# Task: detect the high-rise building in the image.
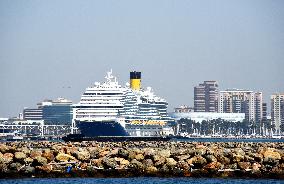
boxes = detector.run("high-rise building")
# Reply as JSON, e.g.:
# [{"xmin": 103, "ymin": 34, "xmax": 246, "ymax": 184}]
[
  {"xmin": 262, "ymin": 102, "xmax": 267, "ymax": 121},
  {"xmin": 194, "ymin": 81, "xmax": 218, "ymax": 112},
  {"xmin": 39, "ymin": 98, "xmax": 73, "ymax": 124},
  {"xmin": 218, "ymin": 89, "xmax": 263, "ymax": 122},
  {"xmin": 271, "ymin": 93, "xmax": 284, "ymax": 134},
  {"xmin": 23, "ymin": 98, "xmax": 73, "ymax": 124}
]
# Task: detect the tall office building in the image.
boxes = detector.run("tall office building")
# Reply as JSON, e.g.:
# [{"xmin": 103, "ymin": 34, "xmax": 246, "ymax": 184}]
[
  {"xmin": 271, "ymin": 93, "xmax": 284, "ymax": 134},
  {"xmin": 218, "ymin": 89, "xmax": 263, "ymax": 122},
  {"xmin": 262, "ymin": 102, "xmax": 267, "ymax": 121},
  {"xmin": 39, "ymin": 98, "xmax": 73, "ymax": 124},
  {"xmin": 194, "ymin": 81, "xmax": 218, "ymax": 112},
  {"xmin": 23, "ymin": 98, "xmax": 73, "ymax": 124}
]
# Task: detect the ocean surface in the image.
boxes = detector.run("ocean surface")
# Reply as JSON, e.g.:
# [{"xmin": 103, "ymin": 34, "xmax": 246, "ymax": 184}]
[{"xmin": 0, "ymin": 177, "xmax": 283, "ymax": 184}]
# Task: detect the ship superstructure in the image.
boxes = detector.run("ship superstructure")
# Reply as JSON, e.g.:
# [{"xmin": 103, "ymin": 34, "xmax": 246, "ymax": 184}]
[{"xmin": 72, "ymin": 70, "xmax": 174, "ymax": 137}]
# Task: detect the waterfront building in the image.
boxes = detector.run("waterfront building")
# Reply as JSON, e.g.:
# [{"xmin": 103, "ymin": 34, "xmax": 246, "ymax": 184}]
[
  {"xmin": 23, "ymin": 98, "xmax": 73, "ymax": 124},
  {"xmin": 39, "ymin": 98, "xmax": 73, "ymax": 125},
  {"xmin": 174, "ymin": 105, "xmax": 194, "ymax": 113},
  {"xmin": 23, "ymin": 108, "xmax": 43, "ymax": 120},
  {"xmin": 170, "ymin": 112, "xmax": 245, "ymax": 123},
  {"xmin": 271, "ymin": 93, "xmax": 284, "ymax": 134},
  {"xmin": 194, "ymin": 81, "xmax": 218, "ymax": 112},
  {"xmin": 218, "ymin": 89, "xmax": 263, "ymax": 122}
]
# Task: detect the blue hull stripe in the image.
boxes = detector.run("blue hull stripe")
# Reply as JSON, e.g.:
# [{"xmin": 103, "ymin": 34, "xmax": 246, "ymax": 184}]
[{"xmin": 76, "ymin": 121, "xmax": 129, "ymax": 137}]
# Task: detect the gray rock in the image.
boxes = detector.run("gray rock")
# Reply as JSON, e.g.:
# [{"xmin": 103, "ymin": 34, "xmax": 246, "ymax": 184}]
[
  {"xmin": 89, "ymin": 148, "xmax": 100, "ymax": 159},
  {"xmin": 73, "ymin": 150, "xmax": 90, "ymax": 161},
  {"xmin": 0, "ymin": 163, "xmax": 8, "ymax": 173},
  {"xmin": 102, "ymin": 157, "xmax": 117, "ymax": 169},
  {"xmin": 143, "ymin": 159, "xmax": 154, "ymax": 168},
  {"xmin": 205, "ymin": 155, "xmax": 217, "ymax": 163},
  {"xmin": 130, "ymin": 159, "xmax": 144, "ymax": 170},
  {"xmin": 9, "ymin": 162, "xmax": 22, "ymax": 171},
  {"xmin": 118, "ymin": 148, "xmax": 129, "ymax": 158},
  {"xmin": 154, "ymin": 155, "xmax": 166, "ymax": 167},
  {"xmin": 22, "ymin": 166, "xmax": 35, "ymax": 174},
  {"xmin": 143, "ymin": 148, "xmax": 155, "ymax": 158},
  {"xmin": 234, "ymin": 148, "xmax": 245, "ymax": 156}
]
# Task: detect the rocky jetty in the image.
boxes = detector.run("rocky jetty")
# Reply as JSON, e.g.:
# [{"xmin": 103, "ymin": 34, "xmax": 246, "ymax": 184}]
[{"xmin": 0, "ymin": 141, "xmax": 283, "ymax": 179}]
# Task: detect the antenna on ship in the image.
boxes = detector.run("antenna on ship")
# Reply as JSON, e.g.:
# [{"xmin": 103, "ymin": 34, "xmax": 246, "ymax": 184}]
[{"xmin": 105, "ymin": 69, "xmax": 114, "ymax": 84}]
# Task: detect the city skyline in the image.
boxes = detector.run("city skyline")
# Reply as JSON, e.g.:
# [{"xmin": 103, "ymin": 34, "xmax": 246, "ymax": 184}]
[{"xmin": 1, "ymin": 0, "xmax": 284, "ymax": 117}]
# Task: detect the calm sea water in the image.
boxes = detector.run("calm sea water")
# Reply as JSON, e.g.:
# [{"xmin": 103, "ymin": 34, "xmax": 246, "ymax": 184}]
[{"xmin": 0, "ymin": 177, "xmax": 283, "ymax": 184}]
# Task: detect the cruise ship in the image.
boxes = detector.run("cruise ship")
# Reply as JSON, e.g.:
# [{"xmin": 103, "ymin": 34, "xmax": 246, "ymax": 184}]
[{"xmin": 72, "ymin": 70, "xmax": 174, "ymax": 137}]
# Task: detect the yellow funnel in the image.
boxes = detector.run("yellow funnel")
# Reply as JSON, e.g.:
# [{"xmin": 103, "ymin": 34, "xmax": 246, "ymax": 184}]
[{"xmin": 130, "ymin": 71, "xmax": 141, "ymax": 90}]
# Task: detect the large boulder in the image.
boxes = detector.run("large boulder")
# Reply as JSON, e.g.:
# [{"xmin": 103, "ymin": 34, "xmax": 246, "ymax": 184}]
[
  {"xmin": 130, "ymin": 159, "xmax": 144, "ymax": 170},
  {"xmin": 143, "ymin": 148, "xmax": 155, "ymax": 159},
  {"xmin": 166, "ymin": 158, "xmax": 177, "ymax": 167},
  {"xmin": 55, "ymin": 153, "xmax": 76, "ymax": 162},
  {"xmin": 3, "ymin": 153, "xmax": 14, "ymax": 164},
  {"xmin": 263, "ymin": 149, "xmax": 281, "ymax": 161},
  {"xmin": 0, "ymin": 144, "xmax": 9, "ymax": 154},
  {"xmin": 9, "ymin": 162, "xmax": 22, "ymax": 171},
  {"xmin": 30, "ymin": 150, "xmax": 42, "ymax": 159},
  {"xmin": 238, "ymin": 162, "xmax": 251, "ymax": 170},
  {"xmin": 187, "ymin": 156, "xmax": 207, "ymax": 168},
  {"xmin": 145, "ymin": 166, "xmax": 158, "ymax": 175},
  {"xmin": 177, "ymin": 160, "xmax": 190, "ymax": 170},
  {"xmin": 33, "ymin": 156, "xmax": 47, "ymax": 166},
  {"xmin": 21, "ymin": 166, "xmax": 35, "ymax": 175},
  {"xmin": 195, "ymin": 145, "xmax": 207, "ymax": 156},
  {"xmin": 143, "ymin": 159, "xmax": 154, "ymax": 168},
  {"xmin": 73, "ymin": 150, "xmax": 90, "ymax": 161},
  {"xmin": 175, "ymin": 155, "xmax": 191, "ymax": 161},
  {"xmin": 102, "ymin": 157, "xmax": 117, "ymax": 169},
  {"xmin": 135, "ymin": 153, "xmax": 144, "ymax": 161},
  {"xmin": 42, "ymin": 149, "xmax": 54, "ymax": 162},
  {"xmin": 205, "ymin": 155, "xmax": 217, "ymax": 163},
  {"xmin": 204, "ymin": 161, "xmax": 223, "ymax": 171},
  {"xmin": 153, "ymin": 155, "xmax": 166, "ymax": 167},
  {"xmin": 14, "ymin": 152, "xmax": 27, "ymax": 162},
  {"xmin": 158, "ymin": 150, "xmax": 171, "ymax": 158},
  {"xmin": 36, "ymin": 164, "xmax": 53, "ymax": 173},
  {"xmin": 118, "ymin": 148, "xmax": 129, "ymax": 158},
  {"xmin": 24, "ymin": 157, "xmax": 34, "ymax": 164}
]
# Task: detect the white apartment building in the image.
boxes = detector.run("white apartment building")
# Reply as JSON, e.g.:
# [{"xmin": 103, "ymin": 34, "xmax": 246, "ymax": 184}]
[
  {"xmin": 218, "ymin": 89, "xmax": 263, "ymax": 122},
  {"xmin": 271, "ymin": 93, "xmax": 284, "ymax": 134}
]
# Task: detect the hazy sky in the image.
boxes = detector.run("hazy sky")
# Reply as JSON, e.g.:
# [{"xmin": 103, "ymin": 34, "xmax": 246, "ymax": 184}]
[{"xmin": 1, "ymin": 0, "xmax": 283, "ymax": 117}]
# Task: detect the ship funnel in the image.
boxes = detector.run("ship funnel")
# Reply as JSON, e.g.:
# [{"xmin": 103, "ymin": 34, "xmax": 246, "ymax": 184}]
[{"xmin": 130, "ymin": 71, "xmax": 141, "ymax": 91}]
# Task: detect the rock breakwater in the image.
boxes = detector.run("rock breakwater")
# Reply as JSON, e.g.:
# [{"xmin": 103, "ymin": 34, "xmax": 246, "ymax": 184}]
[{"xmin": 0, "ymin": 141, "xmax": 283, "ymax": 179}]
